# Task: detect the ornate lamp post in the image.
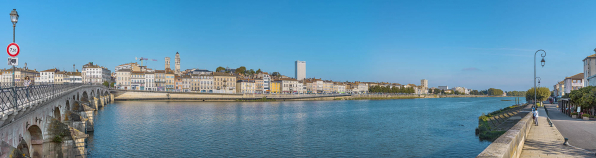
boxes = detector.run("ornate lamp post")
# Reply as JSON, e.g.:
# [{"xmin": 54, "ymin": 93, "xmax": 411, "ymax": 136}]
[
  {"xmin": 9, "ymin": 9, "xmax": 18, "ymax": 87},
  {"xmin": 535, "ymin": 50, "xmax": 546, "ymax": 107}
]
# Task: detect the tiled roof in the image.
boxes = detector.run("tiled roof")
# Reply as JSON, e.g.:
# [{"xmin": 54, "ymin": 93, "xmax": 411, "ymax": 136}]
[
  {"xmin": 42, "ymin": 68, "xmax": 59, "ymax": 72},
  {"xmin": 566, "ymin": 73, "xmax": 584, "ymax": 80}
]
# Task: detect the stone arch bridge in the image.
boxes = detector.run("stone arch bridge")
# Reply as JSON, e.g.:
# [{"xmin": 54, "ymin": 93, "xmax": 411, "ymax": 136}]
[{"xmin": 0, "ymin": 84, "xmax": 112, "ymax": 158}]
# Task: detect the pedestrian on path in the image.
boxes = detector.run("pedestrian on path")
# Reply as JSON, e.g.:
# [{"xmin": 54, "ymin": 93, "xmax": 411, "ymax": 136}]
[
  {"xmin": 23, "ymin": 76, "xmax": 31, "ymax": 101},
  {"xmin": 533, "ymin": 109, "xmax": 539, "ymax": 126}
]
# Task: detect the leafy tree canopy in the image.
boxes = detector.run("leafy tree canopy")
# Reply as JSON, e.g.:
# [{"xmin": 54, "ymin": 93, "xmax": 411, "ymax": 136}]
[
  {"xmin": 216, "ymin": 66, "xmax": 225, "ymax": 72},
  {"xmin": 526, "ymin": 87, "xmax": 550, "ymax": 102}
]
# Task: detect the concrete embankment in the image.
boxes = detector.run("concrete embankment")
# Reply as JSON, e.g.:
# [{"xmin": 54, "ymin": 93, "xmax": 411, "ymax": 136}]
[
  {"xmin": 477, "ymin": 111, "xmax": 533, "ymax": 158},
  {"xmin": 112, "ymin": 90, "xmax": 512, "ymax": 102},
  {"xmin": 112, "ymin": 91, "xmax": 349, "ymax": 101}
]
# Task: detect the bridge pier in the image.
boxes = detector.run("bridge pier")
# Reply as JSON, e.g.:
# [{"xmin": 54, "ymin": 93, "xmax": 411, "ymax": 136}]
[
  {"xmin": 110, "ymin": 94, "xmax": 114, "ymax": 103},
  {"xmin": 84, "ymin": 110, "xmax": 94, "ymax": 133},
  {"xmin": 93, "ymin": 97, "xmax": 100, "ymax": 109},
  {"xmin": 100, "ymin": 96, "xmax": 105, "ymax": 107}
]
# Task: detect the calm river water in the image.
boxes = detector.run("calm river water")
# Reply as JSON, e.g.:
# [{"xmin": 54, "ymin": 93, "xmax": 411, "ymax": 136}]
[{"xmin": 86, "ymin": 97, "xmax": 525, "ymax": 157}]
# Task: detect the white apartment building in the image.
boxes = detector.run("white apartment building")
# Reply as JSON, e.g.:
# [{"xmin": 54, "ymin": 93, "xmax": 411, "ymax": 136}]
[
  {"xmin": 333, "ymin": 84, "xmax": 346, "ymax": 93},
  {"xmin": 357, "ymin": 83, "xmax": 368, "ymax": 94},
  {"xmin": 131, "ymin": 71, "xmax": 145, "ymax": 90},
  {"xmin": 198, "ymin": 75, "xmax": 214, "ymax": 93},
  {"xmin": 583, "ymin": 54, "xmax": 596, "ymax": 87},
  {"xmin": 261, "ymin": 73, "xmax": 271, "ymax": 91},
  {"xmin": 295, "ymin": 60, "xmax": 306, "ymax": 81},
  {"xmin": 145, "ymin": 72, "xmax": 155, "ymax": 91},
  {"xmin": 564, "ymin": 73, "xmax": 584, "ymax": 94},
  {"xmin": 82, "ymin": 62, "xmax": 111, "ymax": 84},
  {"xmin": 39, "ymin": 68, "xmax": 59, "ymax": 83}
]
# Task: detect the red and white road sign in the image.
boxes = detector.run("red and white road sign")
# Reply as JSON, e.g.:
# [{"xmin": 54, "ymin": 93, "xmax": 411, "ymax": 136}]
[{"xmin": 6, "ymin": 43, "xmax": 19, "ymax": 57}]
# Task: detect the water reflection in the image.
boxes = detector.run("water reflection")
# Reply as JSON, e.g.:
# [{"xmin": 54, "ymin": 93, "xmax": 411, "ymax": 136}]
[{"xmin": 88, "ymin": 97, "xmax": 524, "ymax": 157}]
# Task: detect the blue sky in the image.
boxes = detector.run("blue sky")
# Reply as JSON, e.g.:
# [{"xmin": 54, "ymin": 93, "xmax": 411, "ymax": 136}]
[{"xmin": 2, "ymin": 1, "xmax": 596, "ymax": 91}]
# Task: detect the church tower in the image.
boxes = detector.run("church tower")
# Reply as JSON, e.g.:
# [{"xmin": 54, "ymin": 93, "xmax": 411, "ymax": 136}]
[{"xmin": 165, "ymin": 57, "xmax": 170, "ymax": 70}]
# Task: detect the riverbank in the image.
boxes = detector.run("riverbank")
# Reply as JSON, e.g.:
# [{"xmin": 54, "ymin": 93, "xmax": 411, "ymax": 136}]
[{"xmin": 112, "ymin": 90, "xmax": 513, "ymax": 102}]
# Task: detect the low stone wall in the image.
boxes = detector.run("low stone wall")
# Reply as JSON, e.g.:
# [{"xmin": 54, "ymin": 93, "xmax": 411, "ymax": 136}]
[
  {"xmin": 113, "ymin": 91, "xmax": 351, "ymax": 101},
  {"xmin": 477, "ymin": 112, "xmax": 533, "ymax": 158}
]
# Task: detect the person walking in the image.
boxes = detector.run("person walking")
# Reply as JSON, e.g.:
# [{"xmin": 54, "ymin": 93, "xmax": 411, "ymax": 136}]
[{"xmin": 23, "ymin": 76, "xmax": 31, "ymax": 102}]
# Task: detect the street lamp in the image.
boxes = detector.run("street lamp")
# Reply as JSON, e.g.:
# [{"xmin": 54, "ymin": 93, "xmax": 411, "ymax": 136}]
[
  {"xmin": 535, "ymin": 50, "xmax": 546, "ymax": 108},
  {"xmin": 10, "ymin": 9, "xmax": 18, "ymax": 43},
  {"xmin": 9, "ymin": 9, "xmax": 19, "ymax": 87}
]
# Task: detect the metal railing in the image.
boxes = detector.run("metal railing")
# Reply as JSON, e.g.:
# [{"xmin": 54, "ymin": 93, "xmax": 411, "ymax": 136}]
[{"xmin": 0, "ymin": 83, "xmax": 102, "ymax": 114}]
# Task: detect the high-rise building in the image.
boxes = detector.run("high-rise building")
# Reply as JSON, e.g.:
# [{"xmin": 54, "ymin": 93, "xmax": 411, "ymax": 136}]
[
  {"xmin": 165, "ymin": 57, "xmax": 171, "ymax": 70},
  {"xmin": 175, "ymin": 52, "xmax": 181, "ymax": 75},
  {"xmin": 295, "ymin": 60, "xmax": 306, "ymax": 81},
  {"xmin": 421, "ymin": 79, "xmax": 428, "ymax": 88}
]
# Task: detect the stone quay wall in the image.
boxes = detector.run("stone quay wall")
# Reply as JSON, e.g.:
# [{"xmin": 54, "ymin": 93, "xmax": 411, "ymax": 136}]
[{"xmin": 476, "ymin": 112, "xmax": 533, "ymax": 158}]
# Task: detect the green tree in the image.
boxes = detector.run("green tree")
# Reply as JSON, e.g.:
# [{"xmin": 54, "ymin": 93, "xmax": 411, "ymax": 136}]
[
  {"xmin": 526, "ymin": 87, "xmax": 550, "ymax": 102},
  {"xmin": 216, "ymin": 66, "xmax": 225, "ymax": 72},
  {"xmin": 235, "ymin": 66, "xmax": 247, "ymax": 74},
  {"xmin": 487, "ymin": 88, "xmax": 504, "ymax": 96},
  {"xmin": 569, "ymin": 86, "xmax": 596, "ymax": 111},
  {"xmin": 102, "ymin": 81, "xmax": 109, "ymax": 87},
  {"xmin": 248, "ymin": 69, "xmax": 255, "ymax": 76},
  {"xmin": 110, "ymin": 82, "xmax": 115, "ymax": 88},
  {"xmin": 271, "ymin": 72, "xmax": 281, "ymax": 76},
  {"xmin": 256, "ymin": 69, "xmax": 262, "ymax": 74},
  {"xmin": 471, "ymin": 90, "xmax": 479, "ymax": 95}
]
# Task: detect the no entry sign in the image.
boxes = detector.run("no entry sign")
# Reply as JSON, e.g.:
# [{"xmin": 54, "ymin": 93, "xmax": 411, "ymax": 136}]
[{"xmin": 7, "ymin": 43, "xmax": 19, "ymax": 57}]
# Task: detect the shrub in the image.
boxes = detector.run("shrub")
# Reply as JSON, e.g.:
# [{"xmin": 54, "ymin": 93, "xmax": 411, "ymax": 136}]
[
  {"xmin": 582, "ymin": 114, "xmax": 590, "ymax": 117},
  {"xmin": 571, "ymin": 112, "xmax": 578, "ymax": 115},
  {"xmin": 479, "ymin": 114, "xmax": 489, "ymax": 122}
]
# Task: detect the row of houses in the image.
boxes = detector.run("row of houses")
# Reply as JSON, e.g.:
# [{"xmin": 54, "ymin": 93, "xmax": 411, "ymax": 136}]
[
  {"xmin": 114, "ymin": 62, "xmax": 370, "ymax": 94},
  {"xmin": 552, "ymin": 53, "xmax": 596, "ymax": 96},
  {"xmin": 0, "ymin": 62, "xmax": 110, "ymax": 87}
]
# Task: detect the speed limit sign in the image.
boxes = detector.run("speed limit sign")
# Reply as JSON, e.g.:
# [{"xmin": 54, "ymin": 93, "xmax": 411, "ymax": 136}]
[{"xmin": 7, "ymin": 43, "xmax": 19, "ymax": 57}]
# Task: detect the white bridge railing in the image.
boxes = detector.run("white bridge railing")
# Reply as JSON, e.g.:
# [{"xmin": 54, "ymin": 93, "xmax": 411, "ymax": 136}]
[{"xmin": 0, "ymin": 83, "xmax": 104, "ymax": 116}]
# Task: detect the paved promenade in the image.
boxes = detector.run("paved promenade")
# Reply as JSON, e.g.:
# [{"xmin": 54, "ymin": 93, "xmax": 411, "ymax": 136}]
[
  {"xmin": 520, "ymin": 105, "xmax": 594, "ymax": 158},
  {"xmin": 545, "ymin": 103, "xmax": 596, "ymax": 152}
]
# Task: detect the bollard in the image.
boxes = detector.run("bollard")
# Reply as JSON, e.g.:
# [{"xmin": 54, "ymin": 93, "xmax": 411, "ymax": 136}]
[{"xmin": 564, "ymin": 138, "xmax": 569, "ymax": 145}]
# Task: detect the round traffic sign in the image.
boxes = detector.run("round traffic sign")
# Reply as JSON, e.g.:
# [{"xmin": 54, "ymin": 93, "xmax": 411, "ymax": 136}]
[{"xmin": 7, "ymin": 43, "xmax": 19, "ymax": 57}]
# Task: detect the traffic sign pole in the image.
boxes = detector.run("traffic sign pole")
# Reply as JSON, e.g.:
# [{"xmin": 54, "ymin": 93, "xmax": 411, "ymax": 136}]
[{"xmin": 7, "ymin": 43, "xmax": 19, "ymax": 87}]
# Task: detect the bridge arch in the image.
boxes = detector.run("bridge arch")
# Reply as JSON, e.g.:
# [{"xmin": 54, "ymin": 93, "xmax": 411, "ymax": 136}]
[
  {"xmin": 65, "ymin": 100, "xmax": 70, "ymax": 111},
  {"xmin": 81, "ymin": 91, "xmax": 89, "ymax": 102},
  {"xmin": 77, "ymin": 92, "xmax": 79, "ymax": 101},
  {"xmin": 90, "ymin": 90, "xmax": 95, "ymax": 100},
  {"xmin": 16, "ymin": 137, "xmax": 29, "ymax": 157},
  {"xmin": 27, "ymin": 125, "xmax": 43, "ymax": 158},
  {"xmin": 53, "ymin": 107, "xmax": 61, "ymax": 121}
]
